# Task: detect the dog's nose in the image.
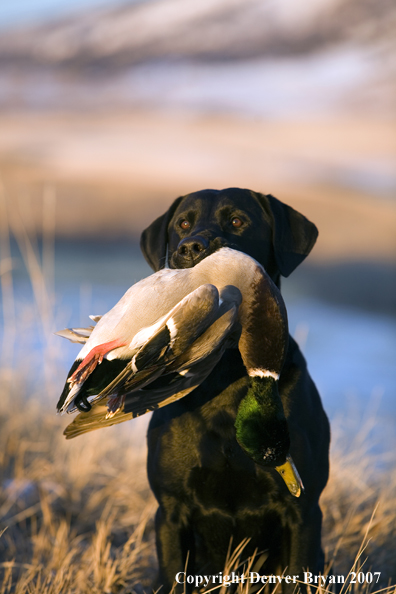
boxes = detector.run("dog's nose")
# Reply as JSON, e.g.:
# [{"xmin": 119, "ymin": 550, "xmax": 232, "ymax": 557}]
[{"xmin": 177, "ymin": 236, "xmax": 209, "ymax": 264}]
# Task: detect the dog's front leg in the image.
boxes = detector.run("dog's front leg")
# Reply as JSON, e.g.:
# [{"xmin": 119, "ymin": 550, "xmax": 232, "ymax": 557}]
[
  {"xmin": 155, "ymin": 505, "xmax": 196, "ymax": 592},
  {"xmin": 281, "ymin": 504, "xmax": 324, "ymax": 593}
]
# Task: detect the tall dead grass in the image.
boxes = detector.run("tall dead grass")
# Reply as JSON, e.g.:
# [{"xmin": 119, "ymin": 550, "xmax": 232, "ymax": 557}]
[
  {"xmin": 0, "ymin": 186, "xmax": 395, "ymax": 593},
  {"xmin": 0, "ymin": 374, "xmax": 156, "ymax": 594}
]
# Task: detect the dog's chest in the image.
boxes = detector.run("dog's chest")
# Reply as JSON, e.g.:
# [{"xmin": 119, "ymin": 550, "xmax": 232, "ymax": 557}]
[{"xmin": 148, "ymin": 372, "xmax": 282, "ymax": 515}]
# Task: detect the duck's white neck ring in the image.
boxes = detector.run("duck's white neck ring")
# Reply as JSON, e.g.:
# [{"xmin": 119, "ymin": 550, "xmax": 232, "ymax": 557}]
[{"xmin": 248, "ymin": 369, "xmax": 279, "ymax": 381}]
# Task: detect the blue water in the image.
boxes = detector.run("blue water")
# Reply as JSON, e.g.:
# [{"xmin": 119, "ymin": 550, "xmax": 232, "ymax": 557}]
[
  {"xmin": 287, "ymin": 299, "xmax": 395, "ymax": 417},
  {"xmin": 1, "ymin": 239, "xmax": 395, "ymax": 453}
]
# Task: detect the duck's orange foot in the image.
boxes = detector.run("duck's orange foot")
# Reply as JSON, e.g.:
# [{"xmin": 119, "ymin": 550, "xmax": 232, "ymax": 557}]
[{"xmin": 68, "ymin": 339, "xmax": 127, "ymax": 385}]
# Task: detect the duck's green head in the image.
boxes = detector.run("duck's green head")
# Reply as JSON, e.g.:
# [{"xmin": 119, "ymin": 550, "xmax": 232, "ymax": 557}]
[
  {"xmin": 235, "ymin": 375, "xmax": 290, "ymax": 468},
  {"xmin": 235, "ymin": 375, "xmax": 304, "ymax": 497}
]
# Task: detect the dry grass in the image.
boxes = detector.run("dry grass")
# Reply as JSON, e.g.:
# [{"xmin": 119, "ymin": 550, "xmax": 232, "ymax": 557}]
[
  {"xmin": 322, "ymin": 413, "xmax": 396, "ymax": 581},
  {"xmin": 0, "ymin": 184, "xmax": 395, "ymax": 594},
  {"xmin": 0, "ymin": 371, "xmax": 156, "ymax": 594},
  {"xmin": 1, "ymin": 372, "xmax": 395, "ymax": 594}
]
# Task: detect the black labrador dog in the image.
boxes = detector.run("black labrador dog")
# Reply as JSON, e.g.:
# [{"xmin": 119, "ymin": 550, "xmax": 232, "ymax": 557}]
[{"xmin": 140, "ymin": 188, "xmax": 330, "ymax": 590}]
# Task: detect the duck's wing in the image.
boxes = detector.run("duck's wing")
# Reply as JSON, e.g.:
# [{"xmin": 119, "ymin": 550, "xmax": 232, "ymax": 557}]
[
  {"xmin": 96, "ymin": 285, "xmax": 242, "ymax": 406},
  {"xmin": 62, "ymin": 288, "xmax": 241, "ymax": 438},
  {"xmin": 123, "ymin": 300, "xmax": 241, "ymax": 414},
  {"xmin": 82, "ymin": 284, "xmax": 221, "ymax": 404}
]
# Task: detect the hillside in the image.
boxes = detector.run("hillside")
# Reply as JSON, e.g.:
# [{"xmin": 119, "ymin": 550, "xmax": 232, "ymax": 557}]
[
  {"xmin": 0, "ymin": 0, "xmax": 394, "ymax": 114},
  {"xmin": 0, "ymin": 0, "xmax": 394, "ymax": 67}
]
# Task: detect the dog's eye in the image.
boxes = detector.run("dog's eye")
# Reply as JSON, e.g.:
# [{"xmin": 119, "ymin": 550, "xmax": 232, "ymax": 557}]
[
  {"xmin": 231, "ymin": 217, "xmax": 243, "ymax": 228},
  {"xmin": 180, "ymin": 220, "xmax": 191, "ymax": 230}
]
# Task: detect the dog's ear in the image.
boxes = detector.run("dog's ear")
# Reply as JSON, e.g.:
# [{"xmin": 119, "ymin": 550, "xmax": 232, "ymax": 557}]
[
  {"xmin": 255, "ymin": 192, "xmax": 318, "ymax": 277},
  {"xmin": 140, "ymin": 197, "xmax": 184, "ymax": 271}
]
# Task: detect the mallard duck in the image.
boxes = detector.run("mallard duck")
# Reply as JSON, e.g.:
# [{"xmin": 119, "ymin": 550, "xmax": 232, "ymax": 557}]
[{"xmin": 56, "ymin": 247, "xmax": 303, "ymax": 497}]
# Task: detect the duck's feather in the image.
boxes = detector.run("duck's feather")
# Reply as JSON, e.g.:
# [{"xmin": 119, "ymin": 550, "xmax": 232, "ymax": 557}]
[
  {"xmin": 55, "ymin": 326, "xmax": 95, "ymax": 344},
  {"xmin": 89, "ymin": 315, "xmax": 102, "ymax": 323}
]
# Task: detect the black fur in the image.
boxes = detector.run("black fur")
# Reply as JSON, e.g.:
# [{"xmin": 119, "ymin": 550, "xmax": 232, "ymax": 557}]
[{"xmin": 140, "ymin": 188, "xmax": 330, "ymax": 591}]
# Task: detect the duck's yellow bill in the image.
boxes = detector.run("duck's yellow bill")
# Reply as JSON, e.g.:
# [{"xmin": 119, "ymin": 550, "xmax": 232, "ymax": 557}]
[{"xmin": 275, "ymin": 454, "xmax": 304, "ymax": 497}]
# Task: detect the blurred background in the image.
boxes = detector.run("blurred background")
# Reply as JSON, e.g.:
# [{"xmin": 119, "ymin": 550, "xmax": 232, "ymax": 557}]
[
  {"xmin": 0, "ymin": 0, "xmax": 395, "ymax": 450},
  {"xmin": 0, "ymin": 1, "xmax": 396, "ymax": 588}
]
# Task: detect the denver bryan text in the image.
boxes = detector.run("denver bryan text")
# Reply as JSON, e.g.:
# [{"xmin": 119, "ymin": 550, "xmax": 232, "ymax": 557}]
[{"xmin": 176, "ymin": 571, "xmax": 381, "ymax": 589}]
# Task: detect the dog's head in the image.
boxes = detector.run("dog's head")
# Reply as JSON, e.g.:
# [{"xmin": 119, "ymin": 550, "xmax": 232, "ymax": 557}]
[{"xmin": 140, "ymin": 188, "xmax": 318, "ymax": 285}]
